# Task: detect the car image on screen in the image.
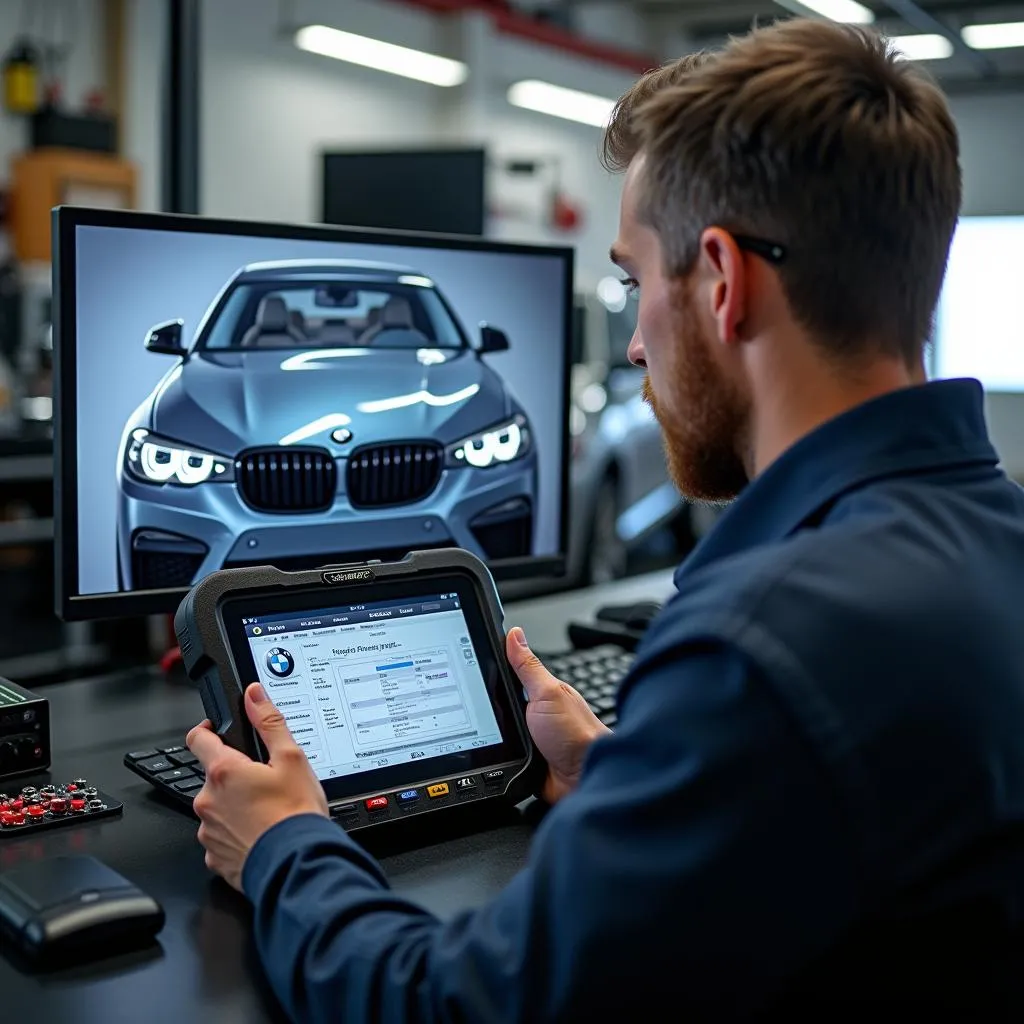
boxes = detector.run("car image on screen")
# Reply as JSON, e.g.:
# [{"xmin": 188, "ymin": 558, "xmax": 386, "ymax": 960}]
[{"xmin": 114, "ymin": 259, "xmax": 536, "ymax": 591}]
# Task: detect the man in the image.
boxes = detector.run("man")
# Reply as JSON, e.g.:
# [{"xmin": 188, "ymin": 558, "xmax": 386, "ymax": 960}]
[{"xmin": 187, "ymin": 18, "xmax": 1024, "ymax": 1021}]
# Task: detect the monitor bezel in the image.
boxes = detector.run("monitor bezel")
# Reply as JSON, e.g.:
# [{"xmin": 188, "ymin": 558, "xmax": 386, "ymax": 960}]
[{"xmin": 53, "ymin": 205, "xmax": 574, "ymax": 621}]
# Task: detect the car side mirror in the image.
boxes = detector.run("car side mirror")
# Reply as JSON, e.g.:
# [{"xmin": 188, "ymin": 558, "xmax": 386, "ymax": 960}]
[
  {"xmin": 145, "ymin": 319, "xmax": 186, "ymax": 355},
  {"xmin": 479, "ymin": 324, "xmax": 510, "ymax": 354}
]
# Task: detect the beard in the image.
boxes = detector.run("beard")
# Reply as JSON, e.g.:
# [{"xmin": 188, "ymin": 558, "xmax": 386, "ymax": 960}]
[{"xmin": 641, "ymin": 282, "xmax": 749, "ymax": 503}]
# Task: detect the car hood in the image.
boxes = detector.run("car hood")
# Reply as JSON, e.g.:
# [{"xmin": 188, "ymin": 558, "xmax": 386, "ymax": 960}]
[{"xmin": 149, "ymin": 348, "xmax": 513, "ymax": 455}]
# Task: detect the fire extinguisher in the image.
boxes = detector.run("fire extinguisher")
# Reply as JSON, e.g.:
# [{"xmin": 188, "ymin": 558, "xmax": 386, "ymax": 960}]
[
  {"xmin": 550, "ymin": 190, "xmax": 583, "ymax": 232},
  {"xmin": 2, "ymin": 37, "xmax": 40, "ymax": 115}
]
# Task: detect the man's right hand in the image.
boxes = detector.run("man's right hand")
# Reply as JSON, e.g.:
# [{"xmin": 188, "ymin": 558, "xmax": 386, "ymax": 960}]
[{"xmin": 506, "ymin": 627, "xmax": 612, "ymax": 805}]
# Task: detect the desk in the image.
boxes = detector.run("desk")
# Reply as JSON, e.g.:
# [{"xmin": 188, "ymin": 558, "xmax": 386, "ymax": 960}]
[{"xmin": 1, "ymin": 570, "xmax": 676, "ymax": 1022}]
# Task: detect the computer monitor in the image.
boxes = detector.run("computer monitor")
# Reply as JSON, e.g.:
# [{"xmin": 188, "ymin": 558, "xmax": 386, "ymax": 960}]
[
  {"xmin": 53, "ymin": 207, "xmax": 573, "ymax": 621},
  {"xmin": 322, "ymin": 148, "xmax": 486, "ymax": 236}
]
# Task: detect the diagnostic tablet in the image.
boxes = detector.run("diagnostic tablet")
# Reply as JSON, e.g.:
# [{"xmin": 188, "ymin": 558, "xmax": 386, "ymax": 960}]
[{"xmin": 174, "ymin": 550, "xmax": 538, "ymax": 832}]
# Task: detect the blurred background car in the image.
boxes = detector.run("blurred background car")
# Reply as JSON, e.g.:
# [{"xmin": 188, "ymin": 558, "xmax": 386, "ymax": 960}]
[{"xmin": 565, "ymin": 278, "xmax": 723, "ymax": 586}]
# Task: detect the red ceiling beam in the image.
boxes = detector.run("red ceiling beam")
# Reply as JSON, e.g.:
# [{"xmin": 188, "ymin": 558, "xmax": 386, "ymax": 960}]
[{"xmin": 391, "ymin": 0, "xmax": 659, "ymax": 76}]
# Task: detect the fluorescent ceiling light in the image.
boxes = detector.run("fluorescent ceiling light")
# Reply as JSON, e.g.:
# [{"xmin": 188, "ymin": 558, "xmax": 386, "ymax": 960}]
[
  {"xmin": 294, "ymin": 24, "xmax": 467, "ymax": 87},
  {"xmin": 507, "ymin": 80, "xmax": 615, "ymax": 128},
  {"xmin": 790, "ymin": 0, "xmax": 875, "ymax": 24},
  {"xmin": 962, "ymin": 22, "xmax": 1024, "ymax": 50},
  {"xmin": 890, "ymin": 33, "xmax": 955, "ymax": 61}
]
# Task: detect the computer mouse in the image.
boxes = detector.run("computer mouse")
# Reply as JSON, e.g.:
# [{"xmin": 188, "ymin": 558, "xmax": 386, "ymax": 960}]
[
  {"xmin": 622, "ymin": 600, "xmax": 664, "ymax": 630},
  {"xmin": 595, "ymin": 600, "xmax": 664, "ymax": 632},
  {"xmin": 0, "ymin": 854, "xmax": 165, "ymax": 966}
]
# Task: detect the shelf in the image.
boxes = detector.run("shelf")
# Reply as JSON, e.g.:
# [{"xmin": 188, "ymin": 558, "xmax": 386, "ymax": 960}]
[
  {"xmin": 0, "ymin": 518, "xmax": 54, "ymax": 547},
  {"xmin": 0, "ymin": 436, "xmax": 52, "ymax": 459},
  {"xmin": 0, "ymin": 455, "xmax": 53, "ymax": 482}
]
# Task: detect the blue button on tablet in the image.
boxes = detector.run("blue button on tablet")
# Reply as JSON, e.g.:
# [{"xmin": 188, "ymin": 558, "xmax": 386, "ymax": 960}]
[{"xmin": 397, "ymin": 789, "xmax": 420, "ymax": 804}]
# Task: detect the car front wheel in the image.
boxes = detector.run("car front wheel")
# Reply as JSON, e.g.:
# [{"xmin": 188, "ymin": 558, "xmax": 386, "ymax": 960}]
[{"xmin": 586, "ymin": 477, "xmax": 628, "ymax": 585}]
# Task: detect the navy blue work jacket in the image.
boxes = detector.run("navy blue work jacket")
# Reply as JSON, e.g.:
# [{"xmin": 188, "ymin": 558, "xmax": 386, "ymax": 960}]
[{"xmin": 242, "ymin": 378, "xmax": 1024, "ymax": 1021}]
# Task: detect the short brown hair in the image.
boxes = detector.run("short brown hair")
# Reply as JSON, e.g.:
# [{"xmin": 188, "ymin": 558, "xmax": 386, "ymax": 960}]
[
  {"xmin": 602, "ymin": 52, "xmax": 714, "ymax": 173},
  {"xmin": 603, "ymin": 19, "xmax": 962, "ymax": 364}
]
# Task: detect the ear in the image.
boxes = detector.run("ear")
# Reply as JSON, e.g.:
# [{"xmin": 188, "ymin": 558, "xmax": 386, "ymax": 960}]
[{"xmin": 699, "ymin": 227, "xmax": 747, "ymax": 346}]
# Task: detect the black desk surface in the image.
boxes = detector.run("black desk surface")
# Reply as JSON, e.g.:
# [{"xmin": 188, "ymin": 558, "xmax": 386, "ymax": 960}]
[{"xmin": 1, "ymin": 571, "xmax": 677, "ymax": 1021}]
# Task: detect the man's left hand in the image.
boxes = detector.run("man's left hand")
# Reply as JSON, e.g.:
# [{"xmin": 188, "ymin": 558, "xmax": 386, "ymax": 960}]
[{"xmin": 187, "ymin": 682, "xmax": 329, "ymax": 892}]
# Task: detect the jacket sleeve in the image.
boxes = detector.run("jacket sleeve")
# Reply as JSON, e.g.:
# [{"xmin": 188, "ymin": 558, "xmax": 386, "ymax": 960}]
[{"xmin": 242, "ymin": 642, "xmax": 860, "ymax": 1023}]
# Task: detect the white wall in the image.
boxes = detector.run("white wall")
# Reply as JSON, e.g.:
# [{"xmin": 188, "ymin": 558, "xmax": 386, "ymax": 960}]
[
  {"xmin": 483, "ymin": 105, "xmax": 625, "ymax": 289},
  {"xmin": 574, "ymin": 5, "xmax": 652, "ymax": 52},
  {"xmin": 946, "ymin": 92, "xmax": 1024, "ymax": 477},
  {"xmin": 124, "ymin": 0, "xmax": 164, "ymax": 212},
  {"xmin": 200, "ymin": 0, "xmax": 445, "ymax": 226},
  {"xmin": 475, "ymin": 30, "xmax": 635, "ymax": 288},
  {"xmin": 192, "ymin": 0, "xmax": 633, "ymax": 287},
  {"xmin": 951, "ymin": 91, "xmax": 1024, "ymax": 217},
  {"xmin": 0, "ymin": 0, "xmax": 105, "ymax": 187}
]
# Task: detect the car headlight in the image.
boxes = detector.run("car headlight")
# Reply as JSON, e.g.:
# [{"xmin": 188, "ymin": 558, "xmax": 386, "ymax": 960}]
[
  {"xmin": 446, "ymin": 415, "xmax": 531, "ymax": 469},
  {"xmin": 125, "ymin": 429, "xmax": 233, "ymax": 486}
]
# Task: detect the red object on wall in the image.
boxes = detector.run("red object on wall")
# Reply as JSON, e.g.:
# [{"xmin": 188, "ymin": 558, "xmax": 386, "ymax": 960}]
[
  {"xmin": 84, "ymin": 88, "xmax": 106, "ymax": 113},
  {"xmin": 392, "ymin": 0, "xmax": 656, "ymax": 74},
  {"xmin": 550, "ymin": 191, "xmax": 582, "ymax": 232}
]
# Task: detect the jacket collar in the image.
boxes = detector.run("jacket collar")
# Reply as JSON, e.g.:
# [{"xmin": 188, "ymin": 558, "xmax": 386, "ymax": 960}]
[{"xmin": 675, "ymin": 378, "xmax": 999, "ymax": 583}]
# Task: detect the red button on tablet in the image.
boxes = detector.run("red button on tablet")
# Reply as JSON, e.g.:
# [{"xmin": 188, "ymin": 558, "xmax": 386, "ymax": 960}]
[{"xmin": 364, "ymin": 796, "xmax": 388, "ymax": 812}]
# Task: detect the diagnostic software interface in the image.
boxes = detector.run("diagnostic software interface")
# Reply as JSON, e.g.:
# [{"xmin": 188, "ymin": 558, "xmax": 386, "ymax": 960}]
[{"xmin": 242, "ymin": 594, "xmax": 502, "ymax": 781}]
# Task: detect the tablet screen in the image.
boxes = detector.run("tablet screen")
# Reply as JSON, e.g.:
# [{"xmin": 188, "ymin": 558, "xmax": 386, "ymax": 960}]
[
  {"xmin": 220, "ymin": 571, "xmax": 528, "ymax": 801},
  {"xmin": 241, "ymin": 593, "xmax": 503, "ymax": 781}
]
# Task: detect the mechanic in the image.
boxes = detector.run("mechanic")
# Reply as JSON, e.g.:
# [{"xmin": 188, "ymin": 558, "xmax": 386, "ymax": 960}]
[{"xmin": 186, "ymin": 17, "xmax": 1024, "ymax": 1022}]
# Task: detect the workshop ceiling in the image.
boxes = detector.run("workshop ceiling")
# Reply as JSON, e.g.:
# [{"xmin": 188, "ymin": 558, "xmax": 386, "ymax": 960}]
[{"xmin": 546, "ymin": 0, "xmax": 1024, "ymax": 91}]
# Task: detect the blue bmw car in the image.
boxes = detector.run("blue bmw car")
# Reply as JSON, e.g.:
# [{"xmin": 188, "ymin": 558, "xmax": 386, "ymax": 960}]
[{"xmin": 115, "ymin": 259, "xmax": 537, "ymax": 590}]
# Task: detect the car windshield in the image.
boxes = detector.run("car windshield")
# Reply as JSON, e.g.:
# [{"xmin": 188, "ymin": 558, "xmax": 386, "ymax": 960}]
[{"xmin": 200, "ymin": 281, "xmax": 467, "ymax": 350}]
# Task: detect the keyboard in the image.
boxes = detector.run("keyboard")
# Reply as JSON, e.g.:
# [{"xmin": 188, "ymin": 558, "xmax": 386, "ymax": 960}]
[
  {"xmin": 540, "ymin": 644, "xmax": 635, "ymax": 727},
  {"xmin": 123, "ymin": 744, "xmax": 203, "ymax": 809},
  {"xmin": 123, "ymin": 646, "xmax": 634, "ymax": 809}
]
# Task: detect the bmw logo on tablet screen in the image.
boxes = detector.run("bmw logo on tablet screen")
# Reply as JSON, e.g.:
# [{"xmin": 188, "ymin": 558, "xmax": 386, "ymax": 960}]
[{"xmin": 266, "ymin": 648, "xmax": 295, "ymax": 678}]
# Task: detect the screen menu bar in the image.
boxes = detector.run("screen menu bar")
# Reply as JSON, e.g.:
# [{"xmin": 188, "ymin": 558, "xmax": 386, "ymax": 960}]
[{"xmin": 243, "ymin": 595, "xmax": 461, "ymax": 637}]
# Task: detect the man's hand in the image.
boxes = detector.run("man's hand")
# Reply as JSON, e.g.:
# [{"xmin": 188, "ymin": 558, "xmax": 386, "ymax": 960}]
[
  {"xmin": 506, "ymin": 627, "xmax": 612, "ymax": 804},
  {"xmin": 187, "ymin": 683, "xmax": 329, "ymax": 892}
]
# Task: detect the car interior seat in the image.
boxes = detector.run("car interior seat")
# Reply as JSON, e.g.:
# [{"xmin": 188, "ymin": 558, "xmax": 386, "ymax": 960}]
[
  {"xmin": 360, "ymin": 296, "xmax": 428, "ymax": 346},
  {"xmin": 288, "ymin": 309, "xmax": 307, "ymax": 339},
  {"xmin": 360, "ymin": 306, "xmax": 381, "ymax": 338},
  {"xmin": 241, "ymin": 296, "xmax": 305, "ymax": 347},
  {"xmin": 316, "ymin": 321, "xmax": 359, "ymax": 346}
]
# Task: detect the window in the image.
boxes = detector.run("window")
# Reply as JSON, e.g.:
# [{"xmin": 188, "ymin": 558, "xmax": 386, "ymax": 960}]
[{"xmin": 201, "ymin": 282, "xmax": 466, "ymax": 350}]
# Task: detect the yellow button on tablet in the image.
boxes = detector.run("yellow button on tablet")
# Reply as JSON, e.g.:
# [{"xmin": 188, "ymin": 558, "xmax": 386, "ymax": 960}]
[{"xmin": 427, "ymin": 783, "xmax": 449, "ymax": 798}]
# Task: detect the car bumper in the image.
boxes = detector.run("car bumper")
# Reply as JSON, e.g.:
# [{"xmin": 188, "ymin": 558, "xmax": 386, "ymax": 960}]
[{"xmin": 115, "ymin": 455, "xmax": 538, "ymax": 590}]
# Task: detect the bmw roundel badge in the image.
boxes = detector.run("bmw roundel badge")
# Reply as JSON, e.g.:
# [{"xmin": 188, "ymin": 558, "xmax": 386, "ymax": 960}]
[{"xmin": 266, "ymin": 647, "xmax": 295, "ymax": 678}]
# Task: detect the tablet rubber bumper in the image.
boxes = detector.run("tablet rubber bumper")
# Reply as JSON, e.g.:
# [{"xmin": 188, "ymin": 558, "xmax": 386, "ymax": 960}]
[{"xmin": 172, "ymin": 550, "xmax": 541, "ymax": 827}]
